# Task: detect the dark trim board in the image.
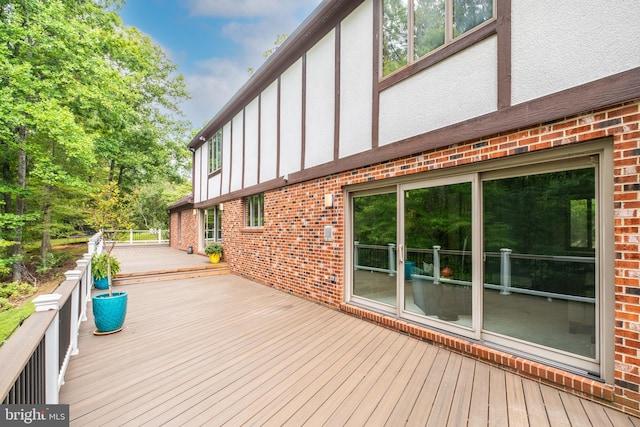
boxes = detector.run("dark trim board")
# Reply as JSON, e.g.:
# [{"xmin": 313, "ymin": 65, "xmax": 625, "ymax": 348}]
[
  {"xmin": 334, "ymin": 23, "xmax": 341, "ymax": 161},
  {"xmin": 496, "ymin": 0, "xmax": 512, "ymax": 109},
  {"xmin": 194, "ymin": 67, "xmax": 640, "ymax": 208}
]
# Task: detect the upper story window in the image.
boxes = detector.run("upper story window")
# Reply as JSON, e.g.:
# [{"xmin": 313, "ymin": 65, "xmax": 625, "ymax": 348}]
[
  {"xmin": 245, "ymin": 194, "xmax": 264, "ymax": 228},
  {"xmin": 208, "ymin": 130, "xmax": 222, "ymax": 175},
  {"xmin": 382, "ymin": 0, "xmax": 494, "ymax": 76}
]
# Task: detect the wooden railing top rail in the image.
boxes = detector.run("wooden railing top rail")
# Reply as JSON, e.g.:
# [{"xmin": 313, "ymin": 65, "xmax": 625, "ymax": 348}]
[{"xmin": 0, "ymin": 306, "xmax": 57, "ymax": 399}]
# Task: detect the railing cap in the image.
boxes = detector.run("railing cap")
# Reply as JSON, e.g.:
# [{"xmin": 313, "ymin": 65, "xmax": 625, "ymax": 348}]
[
  {"xmin": 64, "ymin": 270, "xmax": 83, "ymax": 280},
  {"xmin": 33, "ymin": 293, "xmax": 62, "ymax": 312}
]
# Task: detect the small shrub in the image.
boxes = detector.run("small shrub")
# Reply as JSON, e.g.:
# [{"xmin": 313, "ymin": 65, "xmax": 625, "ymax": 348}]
[
  {"xmin": 204, "ymin": 242, "xmax": 223, "ymax": 255},
  {"xmin": 0, "ymin": 297, "xmax": 13, "ymax": 312},
  {"xmin": 0, "ymin": 281, "xmax": 36, "ymax": 302},
  {"xmin": 91, "ymin": 253, "xmax": 121, "ymax": 280}
]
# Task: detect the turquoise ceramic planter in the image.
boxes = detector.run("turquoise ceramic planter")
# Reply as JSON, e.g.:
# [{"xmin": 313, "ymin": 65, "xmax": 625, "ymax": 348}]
[
  {"xmin": 94, "ymin": 277, "xmax": 109, "ymax": 290},
  {"xmin": 92, "ymin": 292, "xmax": 128, "ymax": 333}
]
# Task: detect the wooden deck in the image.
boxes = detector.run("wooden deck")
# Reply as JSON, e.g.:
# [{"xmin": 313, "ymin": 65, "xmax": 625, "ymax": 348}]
[{"xmin": 59, "ymin": 248, "xmax": 640, "ymax": 426}]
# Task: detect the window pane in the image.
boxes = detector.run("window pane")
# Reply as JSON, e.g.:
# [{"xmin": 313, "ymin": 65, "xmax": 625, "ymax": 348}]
[
  {"xmin": 483, "ymin": 168, "xmax": 596, "ymax": 358},
  {"xmin": 245, "ymin": 194, "xmax": 264, "ymax": 227},
  {"xmin": 404, "ymin": 182, "xmax": 472, "ymax": 327},
  {"xmin": 205, "ymin": 207, "xmax": 222, "ymax": 244},
  {"xmin": 414, "ymin": 0, "xmax": 445, "ymax": 58},
  {"xmin": 382, "ymin": 0, "xmax": 408, "ymax": 76},
  {"xmin": 453, "ymin": 0, "xmax": 493, "ymax": 37},
  {"xmin": 353, "ymin": 192, "xmax": 398, "ymax": 306}
]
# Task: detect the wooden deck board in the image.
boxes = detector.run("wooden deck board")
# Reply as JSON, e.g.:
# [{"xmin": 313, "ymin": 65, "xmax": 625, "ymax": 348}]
[
  {"xmin": 446, "ymin": 356, "xmax": 476, "ymax": 427},
  {"xmin": 539, "ymin": 385, "xmax": 572, "ymax": 426},
  {"xmin": 489, "ymin": 366, "xmax": 509, "ymax": 427},
  {"xmin": 427, "ymin": 353, "xmax": 463, "ymax": 426},
  {"xmin": 403, "ymin": 348, "xmax": 451, "ymax": 424},
  {"xmin": 506, "ymin": 373, "xmax": 529, "ymax": 426},
  {"xmin": 521, "ymin": 379, "xmax": 550, "ymax": 427},
  {"xmin": 58, "ymin": 271, "xmax": 640, "ymax": 426},
  {"xmin": 341, "ymin": 338, "xmax": 420, "ymax": 426},
  {"xmin": 468, "ymin": 357, "xmax": 491, "ymax": 427}
]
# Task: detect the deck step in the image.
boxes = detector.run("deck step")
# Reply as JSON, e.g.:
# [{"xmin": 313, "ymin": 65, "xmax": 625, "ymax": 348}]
[{"xmin": 112, "ymin": 263, "xmax": 230, "ymax": 286}]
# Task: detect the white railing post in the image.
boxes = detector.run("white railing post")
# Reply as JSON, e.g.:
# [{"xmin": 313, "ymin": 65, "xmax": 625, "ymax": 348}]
[
  {"xmin": 388, "ymin": 243, "xmax": 396, "ymax": 276},
  {"xmin": 129, "ymin": 229, "xmax": 134, "ymax": 244},
  {"xmin": 64, "ymin": 270, "xmax": 82, "ymax": 357},
  {"xmin": 354, "ymin": 241, "xmax": 359, "ymax": 270},
  {"xmin": 158, "ymin": 229, "xmax": 162, "ymax": 243},
  {"xmin": 32, "ymin": 293, "xmax": 62, "ymax": 404},
  {"xmin": 500, "ymin": 248, "xmax": 512, "ymax": 295},
  {"xmin": 433, "ymin": 245, "xmax": 441, "ymax": 284},
  {"xmin": 76, "ymin": 258, "xmax": 89, "ymax": 321},
  {"xmin": 83, "ymin": 253, "xmax": 93, "ymax": 303}
]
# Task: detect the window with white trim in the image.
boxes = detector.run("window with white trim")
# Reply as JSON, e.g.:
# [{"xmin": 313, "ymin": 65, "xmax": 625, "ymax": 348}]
[
  {"xmin": 382, "ymin": 0, "xmax": 494, "ymax": 76},
  {"xmin": 244, "ymin": 194, "xmax": 264, "ymax": 228},
  {"xmin": 208, "ymin": 130, "xmax": 222, "ymax": 174}
]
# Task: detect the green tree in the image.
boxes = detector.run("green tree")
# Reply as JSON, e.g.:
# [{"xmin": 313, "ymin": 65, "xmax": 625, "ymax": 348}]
[{"xmin": 0, "ymin": 0, "xmax": 190, "ymax": 281}]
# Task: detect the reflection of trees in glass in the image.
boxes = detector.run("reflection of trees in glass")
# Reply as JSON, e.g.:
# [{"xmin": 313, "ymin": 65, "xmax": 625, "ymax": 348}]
[
  {"xmin": 382, "ymin": 0, "xmax": 408, "ymax": 75},
  {"xmin": 414, "ymin": 0, "xmax": 445, "ymax": 58},
  {"xmin": 483, "ymin": 168, "xmax": 595, "ymax": 255},
  {"xmin": 453, "ymin": 0, "xmax": 493, "ymax": 37},
  {"xmin": 382, "ymin": 0, "xmax": 493, "ymax": 76},
  {"xmin": 404, "ymin": 183, "xmax": 472, "ymax": 250},
  {"xmin": 353, "ymin": 193, "xmax": 397, "ymax": 245}
]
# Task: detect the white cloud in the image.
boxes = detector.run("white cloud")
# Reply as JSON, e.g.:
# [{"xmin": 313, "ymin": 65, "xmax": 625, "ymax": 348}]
[
  {"xmin": 183, "ymin": 58, "xmax": 251, "ymax": 128},
  {"xmin": 184, "ymin": 0, "xmax": 318, "ymax": 18},
  {"xmin": 180, "ymin": 0, "xmax": 322, "ymax": 129}
]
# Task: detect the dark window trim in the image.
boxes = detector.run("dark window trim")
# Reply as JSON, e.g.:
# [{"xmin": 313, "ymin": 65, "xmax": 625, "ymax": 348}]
[{"xmin": 379, "ymin": 19, "xmax": 497, "ymax": 91}]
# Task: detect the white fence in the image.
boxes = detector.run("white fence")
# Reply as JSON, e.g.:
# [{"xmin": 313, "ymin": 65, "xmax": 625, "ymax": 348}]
[{"xmin": 103, "ymin": 229, "xmax": 169, "ymax": 245}]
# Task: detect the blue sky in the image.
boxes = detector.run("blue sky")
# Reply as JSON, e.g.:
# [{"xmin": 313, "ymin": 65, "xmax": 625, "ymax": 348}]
[{"xmin": 118, "ymin": 0, "xmax": 323, "ymax": 129}]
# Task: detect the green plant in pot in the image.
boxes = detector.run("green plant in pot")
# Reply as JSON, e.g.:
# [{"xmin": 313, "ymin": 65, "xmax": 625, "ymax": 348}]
[
  {"xmin": 204, "ymin": 242, "xmax": 223, "ymax": 264},
  {"xmin": 87, "ymin": 182, "xmax": 135, "ymax": 334},
  {"xmin": 91, "ymin": 252, "xmax": 121, "ymax": 290}
]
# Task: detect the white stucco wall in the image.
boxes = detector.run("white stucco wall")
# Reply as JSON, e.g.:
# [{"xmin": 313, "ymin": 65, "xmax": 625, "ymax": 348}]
[
  {"xmin": 511, "ymin": 0, "xmax": 640, "ymax": 105},
  {"xmin": 221, "ymin": 121, "xmax": 231, "ymax": 195},
  {"xmin": 339, "ymin": 0, "xmax": 373, "ymax": 158},
  {"xmin": 379, "ymin": 36, "xmax": 497, "ymax": 146},
  {"xmin": 280, "ymin": 59, "xmax": 303, "ymax": 176},
  {"xmin": 193, "ymin": 148, "xmax": 202, "ymax": 203},
  {"xmin": 244, "ymin": 97, "xmax": 260, "ymax": 187},
  {"xmin": 260, "ymin": 80, "xmax": 279, "ymax": 182},
  {"xmin": 207, "ymin": 172, "xmax": 221, "ymax": 200},
  {"xmin": 305, "ymin": 30, "xmax": 336, "ymax": 168},
  {"xmin": 230, "ymin": 113, "xmax": 244, "ymax": 192}
]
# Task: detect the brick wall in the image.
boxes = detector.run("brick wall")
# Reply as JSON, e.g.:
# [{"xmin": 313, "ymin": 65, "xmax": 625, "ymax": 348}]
[
  {"xmin": 169, "ymin": 207, "xmax": 199, "ymax": 252},
  {"xmin": 222, "ymin": 100, "xmax": 640, "ymax": 414}
]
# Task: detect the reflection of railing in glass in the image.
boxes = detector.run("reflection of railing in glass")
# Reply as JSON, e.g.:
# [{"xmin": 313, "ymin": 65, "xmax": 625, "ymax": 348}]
[{"xmin": 353, "ymin": 242, "xmax": 595, "ymax": 305}]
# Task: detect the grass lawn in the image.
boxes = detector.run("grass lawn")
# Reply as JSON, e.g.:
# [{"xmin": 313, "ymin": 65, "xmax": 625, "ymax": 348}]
[{"xmin": 0, "ymin": 302, "xmax": 34, "ymax": 343}]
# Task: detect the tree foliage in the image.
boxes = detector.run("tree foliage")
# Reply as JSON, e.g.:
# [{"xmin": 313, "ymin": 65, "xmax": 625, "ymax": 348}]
[{"xmin": 0, "ymin": 0, "xmax": 191, "ymax": 280}]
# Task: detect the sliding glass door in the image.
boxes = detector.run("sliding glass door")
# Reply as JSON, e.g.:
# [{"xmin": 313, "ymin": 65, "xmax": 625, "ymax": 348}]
[
  {"xmin": 403, "ymin": 180, "xmax": 473, "ymax": 329},
  {"xmin": 351, "ymin": 190, "xmax": 397, "ymax": 310},
  {"xmin": 482, "ymin": 167, "xmax": 597, "ymax": 360},
  {"xmin": 347, "ymin": 147, "xmax": 609, "ymax": 375}
]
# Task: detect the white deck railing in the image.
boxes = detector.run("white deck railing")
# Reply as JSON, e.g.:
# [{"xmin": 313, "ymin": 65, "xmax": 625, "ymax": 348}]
[
  {"xmin": 354, "ymin": 242, "xmax": 596, "ymax": 305},
  {"xmin": 0, "ymin": 232, "xmax": 101, "ymax": 404},
  {"xmin": 103, "ymin": 229, "xmax": 169, "ymax": 245}
]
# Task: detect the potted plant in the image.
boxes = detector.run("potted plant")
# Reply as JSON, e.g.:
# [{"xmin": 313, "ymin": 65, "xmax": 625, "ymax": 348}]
[
  {"xmin": 87, "ymin": 182, "xmax": 135, "ymax": 334},
  {"xmin": 91, "ymin": 252, "xmax": 121, "ymax": 290},
  {"xmin": 204, "ymin": 242, "xmax": 223, "ymax": 263}
]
